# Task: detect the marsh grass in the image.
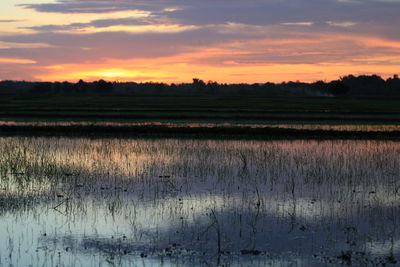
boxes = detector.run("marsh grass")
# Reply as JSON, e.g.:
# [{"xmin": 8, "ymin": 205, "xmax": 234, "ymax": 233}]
[
  {"xmin": 2, "ymin": 120, "xmax": 400, "ymax": 132},
  {"xmin": 0, "ymin": 137, "xmax": 399, "ymax": 266}
]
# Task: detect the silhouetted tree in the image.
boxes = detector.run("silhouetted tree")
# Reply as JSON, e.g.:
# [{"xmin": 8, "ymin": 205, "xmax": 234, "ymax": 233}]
[
  {"xmin": 94, "ymin": 79, "xmax": 114, "ymax": 95},
  {"xmin": 2, "ymin": 74, "xmax": 400, "ymax": 97},
  {"xmin": 329, "ymin": 80, "xmax": 350, "ymax": 96},
  {"xmin": 193, "ymin": 78, "xmax": 205, "ymax": 87},
  {"xmin": 29, "ymin": 82, "xmax": 52, "ymax": 96}
]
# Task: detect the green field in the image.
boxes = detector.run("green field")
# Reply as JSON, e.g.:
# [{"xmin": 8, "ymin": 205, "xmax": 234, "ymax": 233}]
[{"xmin": 1, "ymin": 96, "xmax": 400, "ymax": 123}]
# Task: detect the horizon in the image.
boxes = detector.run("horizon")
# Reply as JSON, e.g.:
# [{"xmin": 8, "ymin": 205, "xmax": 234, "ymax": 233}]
[
  {"xmin": 1, "ymin": 0, "xmax": 400, "ymax": 83},
  {"xmin": 1, "ymin": 73, "xmax": 399, "ymax": 85}
]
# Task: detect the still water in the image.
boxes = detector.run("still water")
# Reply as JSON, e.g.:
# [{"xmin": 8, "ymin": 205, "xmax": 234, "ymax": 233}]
[{"xmin": 0, "ymin": 137, "xmax": 399, "ymax": 266}]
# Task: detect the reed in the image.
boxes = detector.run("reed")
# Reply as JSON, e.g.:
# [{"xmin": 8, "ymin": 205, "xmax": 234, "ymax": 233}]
[{"xmin": 0, "ymin": 137, "xmax": 399, "ymax": 266}]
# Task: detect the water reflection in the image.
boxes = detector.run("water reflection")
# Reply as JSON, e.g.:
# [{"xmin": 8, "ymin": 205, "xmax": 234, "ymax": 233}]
[{"xmin": 0, "ymin": 137, "xmax": 399, "ymax": 266}]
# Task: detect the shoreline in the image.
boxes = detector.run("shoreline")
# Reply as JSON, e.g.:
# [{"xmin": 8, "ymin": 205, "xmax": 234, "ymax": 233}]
[{"xmin": 1, "ymin": 124, "xmax": 400, "ymax": 140}]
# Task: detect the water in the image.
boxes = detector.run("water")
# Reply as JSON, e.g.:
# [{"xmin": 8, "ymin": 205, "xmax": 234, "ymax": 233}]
[{"xmin": 0, "ymin": 137, "xmax": 399, "ymax": 266}]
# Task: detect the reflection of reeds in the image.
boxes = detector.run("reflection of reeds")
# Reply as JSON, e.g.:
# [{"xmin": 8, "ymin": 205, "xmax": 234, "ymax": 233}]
[{"xmin": 0, "ymin": 137, "xmax": 399, "ymax": 266}]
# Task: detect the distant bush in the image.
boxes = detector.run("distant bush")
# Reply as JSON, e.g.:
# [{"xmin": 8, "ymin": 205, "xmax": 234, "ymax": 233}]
[
  {"xmin": 1, "ymin": 74, "xmax": 399, "ymax": 97},
  {"xmin": 329, "ymin": 81, "xmax": 350, "ymax": 96}
]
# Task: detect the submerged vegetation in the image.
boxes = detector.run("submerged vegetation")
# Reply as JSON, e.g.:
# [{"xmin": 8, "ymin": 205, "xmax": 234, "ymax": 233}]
[
  {"xmin": 1, "ymin": 75, "xmax": 399, "ymax": 266},
  {"xmin": 0, "ymin": 137, "xmax": 399, "ymax": 266}
]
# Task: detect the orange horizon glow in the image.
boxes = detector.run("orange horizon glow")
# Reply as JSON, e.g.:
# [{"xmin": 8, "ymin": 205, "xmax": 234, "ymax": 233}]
[
  {"xmin": 1, "ymin": 0, "xmax": 400, "ymax": 83},
  {"xmin": 36, "ymin": 33, "xmax": 400, "ymax": 83},
  {"xmin": 37, "ymin": 62, "xmax": 400, "ymax": 84}
]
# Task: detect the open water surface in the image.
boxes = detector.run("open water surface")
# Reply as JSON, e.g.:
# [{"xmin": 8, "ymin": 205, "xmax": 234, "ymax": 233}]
[{"xmin": 0, "ymin": 137, "xmax": 399, "ymax": 266}]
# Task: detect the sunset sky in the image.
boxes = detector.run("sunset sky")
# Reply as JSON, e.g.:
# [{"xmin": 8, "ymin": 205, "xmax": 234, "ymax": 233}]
[{"xmin": 1, "ymin": 0, "xmax": 400, "ymax": 83}]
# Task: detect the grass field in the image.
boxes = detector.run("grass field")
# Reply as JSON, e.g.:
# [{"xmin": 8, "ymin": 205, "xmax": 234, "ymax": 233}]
[
  {"xmin": 1, "ymin": 96, "xmax": 400, "ymax": 122},
  {"xmin": 1, "ymin": 96, "xmax": 400, "ymax": 138}
]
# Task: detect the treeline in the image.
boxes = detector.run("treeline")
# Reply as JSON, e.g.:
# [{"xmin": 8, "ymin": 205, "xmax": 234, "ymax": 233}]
[{"xmin": 0, "ymin": 74, "xmax": 399, "ymax": 97}]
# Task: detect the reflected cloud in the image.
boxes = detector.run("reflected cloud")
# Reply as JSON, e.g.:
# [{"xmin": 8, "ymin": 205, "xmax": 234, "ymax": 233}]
[{"xmin": 1, "ymin": 137, "xmax": 399, "ymax": 265}]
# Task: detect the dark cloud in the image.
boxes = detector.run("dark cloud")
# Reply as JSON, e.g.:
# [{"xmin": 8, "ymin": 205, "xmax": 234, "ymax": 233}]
[
  {"xmin": 2, "ymin": 0, "xmax": 399, "ymax": 81},
  {"xmin": 0, "ymin": 28, "xmax": 229, "ymax": 64},
  {"xmin": 0, "ymin": 19, "xmax": 22, "ymax": 23},
  {"xmin": 18, "ymin": 0, "xmax": 400, "ymax": 26},
  {"xmin": 24, "ymin": 18, "xmax": 152, "ymax": 32},
  {"xmin": 16, "ymin": 0, "xmax": 400, "ymax": 43},
  {"xmin": 2, "ymin": 22, "xmax": 399, "ymax": 69},
  {"xmin": 3, "ymin": 0, "xmax": 400, "ymax": 67},
  {"xmin": 18, "ymin": 1, "xmax": 158, "ymax": 14}
]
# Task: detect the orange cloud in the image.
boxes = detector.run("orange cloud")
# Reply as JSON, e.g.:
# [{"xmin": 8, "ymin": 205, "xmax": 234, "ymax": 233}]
[
  {"xmin": 37, "ymin": 49, "xmax": 400, "ymax": 83},
  {"xmin": 55, "ymin": 24, "xmax": 200, "ymax": 34},
  {"xmin": 33, "ymin": 29, "xmax": 400, "ymax": 83},
  {"xmin": 0, "ymin": 57, "xmax": 36, "ymax": 64}
]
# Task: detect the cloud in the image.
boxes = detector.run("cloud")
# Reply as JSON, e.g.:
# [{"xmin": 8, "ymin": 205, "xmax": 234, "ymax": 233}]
[
  {"xmin": 19, "ymin": 0, "xmax": 400, "ymax": 24},
  {"xmin": 280, "ymin": 22, "xmax": 315, "ymax": 26},
  {"xmin": 24, "ymin": 17, "xmax": 199, "ymax": 35},
  {"xmin": 0, "ymin": 41, "xmax": 52, "ymax": 49},
  {"xmin": 0, "ymin": 20, "xmax": 23, "ymax": 23},
  {"xmin": 0, "ymin": 57, "xmax": 36, "ymax": 64},
  {"xmin": 14, "ymin": 0, "xmax": 400, "ymax": 48},
  {"xmin": 25, "ymin": 18, "xmax": 151, "ymax": 32},
  {"xmin": 326, "ymin": 21, "xmax": 358, "ymax": 27},
  {"xmin": 0, "ymin": 0, "xmax": 399, "ymax": 82},
  {"xmin": 18, "ymin": 1, "xmax": 140, "ymax": 14}
]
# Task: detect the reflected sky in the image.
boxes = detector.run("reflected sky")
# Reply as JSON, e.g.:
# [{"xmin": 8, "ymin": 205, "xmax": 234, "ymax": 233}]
[{"xmin": 0, "ymin": 137, "xmax": 399, "ymax": 266}]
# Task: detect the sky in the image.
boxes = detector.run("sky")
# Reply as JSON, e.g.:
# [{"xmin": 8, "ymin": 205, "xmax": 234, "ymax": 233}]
[{"xmin": 0, "ymin": 0, "xmax": 400, "ymax": 83}]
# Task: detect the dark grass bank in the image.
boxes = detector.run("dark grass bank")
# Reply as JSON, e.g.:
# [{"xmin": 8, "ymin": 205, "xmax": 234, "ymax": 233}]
[
  {"xmin": 2, "ymin": 96, "xmax": 400, "ymax": 123},
  {"xmin": 1, "ymin": 124, "xmax": 400, "ymax": 140}
]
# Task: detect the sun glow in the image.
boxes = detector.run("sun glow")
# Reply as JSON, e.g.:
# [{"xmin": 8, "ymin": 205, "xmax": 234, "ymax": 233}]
[
  {"xmin": 36, "ymin": 59, "xmax": 400, "ymax": 83},
  {"xmin": 34, "ymin": 32, "xmax": 400, "ymax": 83},
  {"xmin": 2, "ymin": 0, "xmax": 400, "ymax": 82}
]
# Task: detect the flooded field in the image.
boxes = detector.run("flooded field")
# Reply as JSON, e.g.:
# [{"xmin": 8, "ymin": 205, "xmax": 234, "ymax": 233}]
[{"xmin": 0, "ymin": 137, "xmax": 399, "ymax": 266}]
